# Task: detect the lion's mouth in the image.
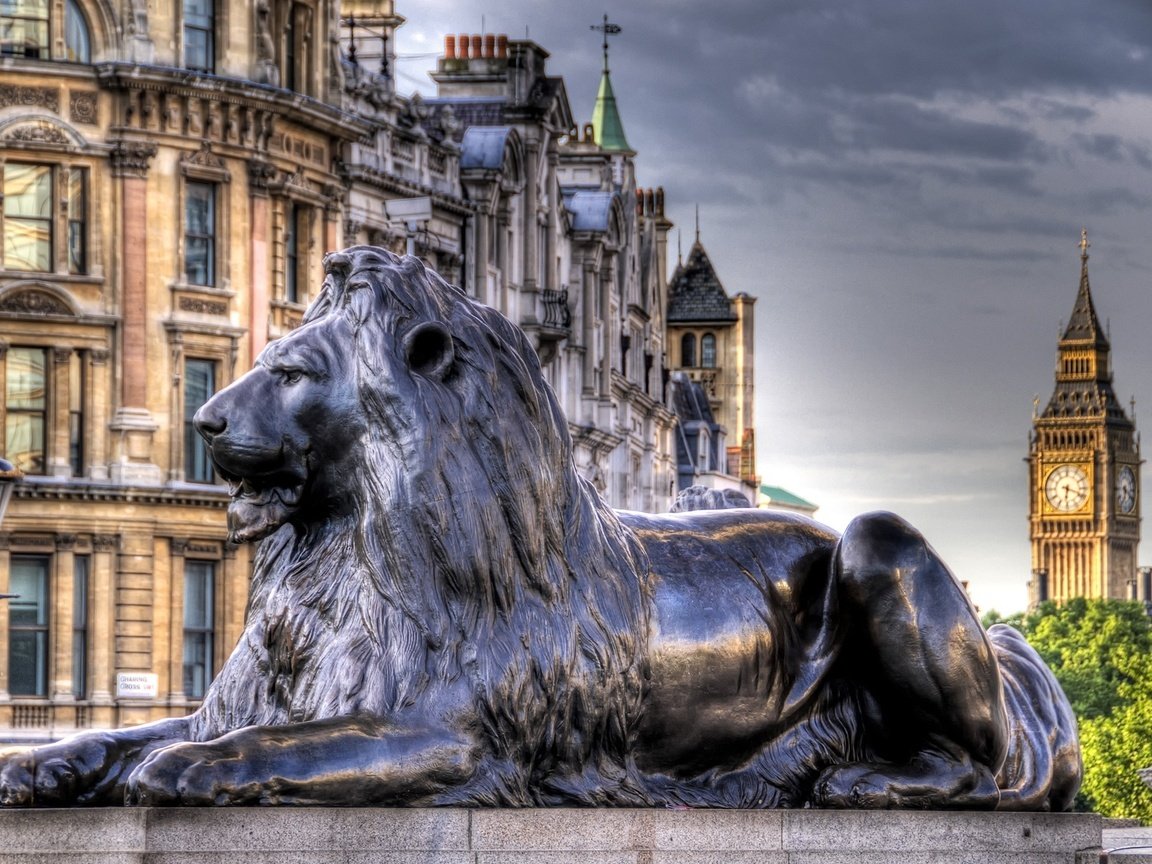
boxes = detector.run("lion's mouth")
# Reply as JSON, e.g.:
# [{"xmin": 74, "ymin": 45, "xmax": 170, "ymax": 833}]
[{"xmin": 217, "ymin": 468, "xmax": 306, "ymax": 544}]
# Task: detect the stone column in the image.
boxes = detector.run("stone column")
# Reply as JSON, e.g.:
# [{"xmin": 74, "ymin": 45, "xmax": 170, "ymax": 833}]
[
  {"xmin": 0, "ymin": 534, "xmax": 11, "ymax": 702},
  {"xmin": 522, "ymin": 136, "xmax": 540, "ymax": 301},
  {"xmin": 49, "ymin": 347, "xmax": 72, "ymax": 477},
  {"xmin": 108, "ymin": 141, "xmax": 161, "ymax": 486},
  {"xmin": 247, "ymin": 160, "xmax": 275, "ymax": 365},
  {"xmin": 50, "ymin": 534, "xmax": 76, "ymax": 701},
  {"xmin": 88, "ymin": 535, "xmax": 117, "ymax": 726},
  {"xmin": 87, "ymin": 349, "xmax": 110, "ymax": 480},
  {"xmin": 496, "ymin": 205, "xmax": 510, "ymax": 316},
  {"xmin": 164, "ymin": 540, "xmax": 184, "ymax": 706},
  {"xmin": 581, "ymin": 259, "xmax": 597, "ymax": 395}
]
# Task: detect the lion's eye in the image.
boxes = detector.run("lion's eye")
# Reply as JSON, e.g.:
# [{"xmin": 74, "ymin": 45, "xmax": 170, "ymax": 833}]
[{"xmin": 280, "ymin": 369, "xmax": 304, "ymax": 384}]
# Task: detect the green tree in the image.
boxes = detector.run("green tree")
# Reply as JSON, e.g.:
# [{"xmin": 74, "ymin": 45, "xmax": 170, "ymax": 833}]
[{"xmin": 989, "ymin": 598, "xmax": 1152, "ymax": 821}]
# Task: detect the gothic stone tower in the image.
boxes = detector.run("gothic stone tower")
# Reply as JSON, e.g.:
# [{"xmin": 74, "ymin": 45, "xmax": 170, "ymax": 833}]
[{"xmin": 1028, "ymin": 232, "xmax": 1141, "ymax": 605}]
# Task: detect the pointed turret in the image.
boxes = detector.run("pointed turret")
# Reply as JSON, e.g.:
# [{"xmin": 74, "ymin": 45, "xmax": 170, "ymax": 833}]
[
  {"xmin": 1040, "ymin": 230, "xmax": 1129, "ymax": 423},
  {"xmin": 668, "ymin": 237, "xmax": 738, "ymax": 323},
  {"xmin": 1061, "ymin": 229, "xmax": 1109, "ymax": 350},
  {"xmin": 589, "ymin": 14, "xmax": 633, "ymax": 153}
]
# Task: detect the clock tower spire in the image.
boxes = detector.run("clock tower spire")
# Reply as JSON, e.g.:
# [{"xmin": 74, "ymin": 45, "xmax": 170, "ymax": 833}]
[{"xmin": 1028, "ymin": 231, "xmax": 1141, "ymax": 605}]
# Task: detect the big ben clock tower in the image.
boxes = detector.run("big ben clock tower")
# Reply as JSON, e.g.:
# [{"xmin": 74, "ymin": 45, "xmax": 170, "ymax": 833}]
[{"xmin": 1028, "ymin": 231, "xmax": 1141, "ymax": 605}]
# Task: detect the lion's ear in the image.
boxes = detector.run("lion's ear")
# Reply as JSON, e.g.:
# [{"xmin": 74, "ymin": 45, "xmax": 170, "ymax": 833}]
[{"xmin": 404, "ymin": 321, "xmax": 455, "ymax": 380}]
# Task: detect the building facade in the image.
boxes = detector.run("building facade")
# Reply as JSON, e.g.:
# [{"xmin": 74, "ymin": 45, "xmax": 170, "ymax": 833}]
[
  {"xmin": 0, "ymin": 3, "xmax": 688, "ymax": 738},
  {"xmin": 1028, "ymin": 234, "xmax": 1142, "ymax": 606},
  {"xmin": 666, "ymin": 235, "xmax": 757, "ymax": 502}
]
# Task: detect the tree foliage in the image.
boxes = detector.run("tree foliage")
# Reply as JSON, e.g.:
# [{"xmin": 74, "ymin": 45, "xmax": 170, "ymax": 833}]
[{"xmin": 984, "ymin": 598, "xmax": 1152, "ymax": 821}]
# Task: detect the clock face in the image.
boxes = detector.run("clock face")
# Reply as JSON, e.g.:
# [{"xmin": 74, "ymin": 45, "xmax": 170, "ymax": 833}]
[
  {"xmin": 1045, "ymin": 464, "xmax": 1090, "ymax": 512},
  {"xmin": 1117, "ymin": 466, "xmax": 1137, "ymax": 514}
]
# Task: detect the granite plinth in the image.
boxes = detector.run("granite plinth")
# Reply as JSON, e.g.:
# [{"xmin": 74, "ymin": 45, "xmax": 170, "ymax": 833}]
[{"xmin": 0, "ymin": 809, "xmax": 1105, "ymax": 864}]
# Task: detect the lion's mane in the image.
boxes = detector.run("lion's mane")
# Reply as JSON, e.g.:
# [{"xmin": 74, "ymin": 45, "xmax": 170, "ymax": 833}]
[{"xmin": 192, "ymin": 248, "xmax": 653, "ymax": 804}]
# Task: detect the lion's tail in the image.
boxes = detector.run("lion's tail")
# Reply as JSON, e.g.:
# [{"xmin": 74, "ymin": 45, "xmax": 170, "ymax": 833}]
[{"xmin": 989, "ymin": 624, "xmax": 1082, "ymax": 811}]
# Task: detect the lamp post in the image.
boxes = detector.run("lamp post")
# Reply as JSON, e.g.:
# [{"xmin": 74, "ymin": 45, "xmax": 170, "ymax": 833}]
[{"xmin": 0, "ymin": 456, "xmax": 21, "ymax": 601}]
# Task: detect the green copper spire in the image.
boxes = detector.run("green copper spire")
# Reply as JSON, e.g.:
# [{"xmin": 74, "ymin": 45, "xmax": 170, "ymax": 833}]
[{"xmin": 589, "ymin": 14, "xmax": 632, "ymax": 153}]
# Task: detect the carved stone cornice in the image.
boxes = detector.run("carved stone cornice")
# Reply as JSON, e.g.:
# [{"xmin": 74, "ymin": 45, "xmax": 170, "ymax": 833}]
[
  {"xmin": 247, "ymin": 159, "xmax": 278, "ymax": 196},
  {"xmin": 109, "ymin": 139, "xmax": 158, "ymax": 178},
  {"xmin": 93, "ymin": 534, "xmax": 120, "ymax": 552}
]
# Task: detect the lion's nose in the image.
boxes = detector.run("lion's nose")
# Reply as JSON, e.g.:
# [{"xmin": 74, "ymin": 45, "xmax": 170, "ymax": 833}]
[{"xmin": 193, "ymin": 401, "xmax": 226, "ymax": 442}]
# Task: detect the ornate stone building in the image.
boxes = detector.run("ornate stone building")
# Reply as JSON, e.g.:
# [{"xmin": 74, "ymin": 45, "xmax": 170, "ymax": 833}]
[
  {"xmin": 0, "ymin": 3, "xmax": 685, "ymax": 739},
  {"xmin": 1028, "ymin": 233, "xmax": 1142, "ymax": 606},
  {"xmin": 419, "ymin": 31, "xmax": 678, "ymax": 511},
  {"xmin": 666, "ymin": 233, "xmax": 758, "ymax": 502},
  {"xmin": 0, "ymin": 0, "xmax": 372, "ymax": 740}
]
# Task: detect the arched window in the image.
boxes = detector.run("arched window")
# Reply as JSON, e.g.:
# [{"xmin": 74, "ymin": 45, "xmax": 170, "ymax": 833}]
[
  {"xmin": 1, "ymin": 0, "xmax": 91, "ymax": 60},
  {"xmin": 680, "ymin": 333, "xmax": 696, "ymax": 368},
  {"xmin": 701, "ymin": 333, "xmax": 717, "ymax": 368},
  {"xmin": 64, "ymin": 0, "xmax": 90, "ymax": 62}
]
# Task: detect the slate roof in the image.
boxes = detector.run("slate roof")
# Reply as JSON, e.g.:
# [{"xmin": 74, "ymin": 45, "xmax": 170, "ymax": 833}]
[
  {"xmin": 669, "ymin": 371, "xmax": 715, "ymax": 425},
  {"xmin": 563, "ymin": 189, "xmax": 617, "ymax": 232},
  {"xmin": 1061, "ymin": 253, "xmax": 1110, "ymax": 350},
  {"xmin": 460, "ymin": 127, "xmax": 513, "ymax": 170},
  {"xmin": 667, "ymin": 240, "xmax": 737, "ymax": 323}
]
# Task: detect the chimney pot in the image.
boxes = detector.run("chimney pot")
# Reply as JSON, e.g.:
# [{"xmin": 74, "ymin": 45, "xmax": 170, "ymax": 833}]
[
  {"xmin": 458, "ymin": 33, "xmax": 470, "ymax": 59},
  {"xmin": 471, "ymin": 34, "xmax": 482, "ymax": 58},
  {"xmin": 655, "ymin": 187, "xmax": 665, "ymax": 216},
  {"xmin": 483, "ymin": 33, "xmax": 496, "ymax": 58},
  {"xmin": 445, "ymin": 34, "xmax": 456, "ymax": 59},
  {"xmin": 496, "ymin": 34, "xmax": 508, "ymax": 58}
]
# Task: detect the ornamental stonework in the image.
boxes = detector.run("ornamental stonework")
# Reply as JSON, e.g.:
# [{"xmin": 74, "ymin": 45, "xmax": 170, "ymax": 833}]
[
  {"xmin": 0, "ymin": 85, "xmax": 58, "ymax": 112},
  {"xmin": 3, "ymin": 123, "xmax": 70, "ymax": 145},
  {"xmin": 178, "ymin": 296, "xmax": 228, "ymax": 316},
  {"xmin": 69, "ymin": 91, "xmax": 98, "ymax": 125},
  {"xmin": 0, "ymin": 289, "xmax": 73, "ymax": 317},
  {"xmin": 109, "ymin": 139, "xmax": 158, "ymax": 177}
]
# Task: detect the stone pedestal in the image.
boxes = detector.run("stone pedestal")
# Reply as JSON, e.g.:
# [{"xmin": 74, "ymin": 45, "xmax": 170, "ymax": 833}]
[{"xmin": 0, "ymin": 808, "xmax": 1105, "ymax": 863}]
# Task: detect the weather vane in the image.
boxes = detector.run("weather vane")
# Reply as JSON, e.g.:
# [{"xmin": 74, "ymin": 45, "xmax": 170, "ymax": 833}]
[
  {"xmin": 1079, "ymin": 228, "xmax": 1090, "ymax": 259},
  {"xmin": 591, "ymin": 13, "xmax": 621, "ymax": 72}
]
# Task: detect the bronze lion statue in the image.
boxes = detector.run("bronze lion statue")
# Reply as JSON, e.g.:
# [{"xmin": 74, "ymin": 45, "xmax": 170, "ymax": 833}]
[{"xmin": 0, "ymin": 247, "xmax": 1079, "ymax": 809}]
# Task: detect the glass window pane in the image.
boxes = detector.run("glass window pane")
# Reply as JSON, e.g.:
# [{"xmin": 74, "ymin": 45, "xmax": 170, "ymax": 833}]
[
  {"xmin": 701, "ymin": 334, "xmax": 716, "ymax": 369},
  {"xmin": 184, "ymin": 0, "xmax": 212, "ymax": 28},
  {"xmin": 8, "ymin": 556, "xmax": 48, "ymax": 697},
  {"xmin": 6, "ymin": 347, "xmax": 47, "ymax": 474},
  {"xmin": 73, "ymin": 556, "xmax": 88, "ymax": 697},
  {"xmin": 3, "ymin": 164, "xmax": 51, "ymax": 218},
  {"xmin": 67, "ymin": 167, "xmax": 87, "ymax": 274},
  {"xmin": 9, "ymin": 631, "xmax": 47, "ymax": 695},
  {"xmin": 64, "ymin": 0, "xmax": 90, "ymax": 61},
  {"xmin": 184, "ymin": 360, "xmax": 215, "ymax": 482},
  {"xmin": 7, "ymin": 348, "xmax": 46, "ymax": 410}
]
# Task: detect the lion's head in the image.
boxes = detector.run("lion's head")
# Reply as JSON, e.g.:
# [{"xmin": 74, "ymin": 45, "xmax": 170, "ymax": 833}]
[{"xmin": 194, "ymin": 249, "xmax": 651, "ymax": 793}]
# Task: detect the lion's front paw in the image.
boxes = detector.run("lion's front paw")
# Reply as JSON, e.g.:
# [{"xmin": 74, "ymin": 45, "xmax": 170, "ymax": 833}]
[
  {"xmin": 126, "ymin": 741, "xmax": 254, "ymax": 806},
  {"xmin": 812, "ymin": 765, "xmax": 893, "ymax": 809},
  {"xmin": 0, "ymin": 751, "xmax": 33, "ymax": 807},
  {"xmin": 1, "ymin": 748, "xmax": 92, "ymax": 807}
]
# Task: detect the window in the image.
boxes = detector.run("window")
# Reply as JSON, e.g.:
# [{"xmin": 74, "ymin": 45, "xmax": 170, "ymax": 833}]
[
  {"xmin": 5, "ymin": 347, "xmax": 47, "ymax": 475},
  {"xmin": 9, "ymin": 556, "xmax": 49, "ymax": 697},
  {"xmin": 680, "ymin": 333, "xmax": 696, "ymax": 368},
  {"xmin": 183, "ymin": 0, "xmax": 213, "ymax": 72},
  {"xmin": 0, "ymin": 0, "xmax": 48, "ymax": 58},
  {"xmin": 2, "ymin": 163, "xmax": 88, "ymax": 274},
  {"xmin": 184, "ymin": 359, "xmax": 215, "ymax": 482},
  {"xmin": 701, "ymin": 333, "xmax": 717, "ymax": 369},
  {"xmin": 3, "ymin": 164, "xmax": 51, "ymax": 271},
  {"xmin": 183, "ymin": 560, "xmax": 214, "ymax": 699},
  {"xmin": 68, "ymin": 350, "xmax": 84, "ymax": 476},
  {"xmin": 73, "ymin": 555, "xmax": 89, "ymax": 698},
  {"xmin": 1, "ymin": 0, "xmax": 89, "ymax": 60},
  {"xmin": 63, "ymin": 0, "xmax": 89, "ymax": 61},
  {"xmin": 67, "ymin": 167, "xmax": 87, "ymax": 274},
  {"xmin": 184, "ymin": 182, "xmax": 216, "ymax": 286},
  {"xmin": 285, "ymin": 203, "xmax": 300, "ymax": 303}
]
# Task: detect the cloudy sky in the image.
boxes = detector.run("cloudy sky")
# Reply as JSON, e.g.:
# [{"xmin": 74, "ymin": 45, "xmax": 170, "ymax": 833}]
[{"xmin": 394, "ymin": 0, "xmax": 1152, "ymax": 614}]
